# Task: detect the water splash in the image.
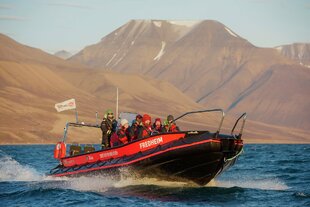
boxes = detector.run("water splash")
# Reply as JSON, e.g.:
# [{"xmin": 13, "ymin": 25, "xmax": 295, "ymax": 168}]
[
  {"xmin": 0, "ymin": 150, "xmax": 289, "ymax": 193},
  {"xmin": 294, "ymin": 192, "xmax": 310, "ymax": 198},
  {"xmin": 59, "ymin": 175, "xmax": 113, "ymax": 192},
  {"xmin": 114, "ymin": 176, "xmax": 191, "ymax": 188},
  {"xmin": 0, "ymin": 155, "xmax": 43, "ymax": 182},
  {"xmin": 215, "ymin": 178, "xmax": 289, "ymax": 191}
]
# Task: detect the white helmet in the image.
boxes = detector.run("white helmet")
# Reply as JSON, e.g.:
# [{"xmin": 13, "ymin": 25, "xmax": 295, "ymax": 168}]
[{"xmin": 121, "ymin": 119, "xmax": 129, "ymax": 126}]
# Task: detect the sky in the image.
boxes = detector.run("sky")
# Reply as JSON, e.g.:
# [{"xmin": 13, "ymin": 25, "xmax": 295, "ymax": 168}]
[{"xmin": 0, "ymin": 0, "xmax": 309, "ymax": 54}]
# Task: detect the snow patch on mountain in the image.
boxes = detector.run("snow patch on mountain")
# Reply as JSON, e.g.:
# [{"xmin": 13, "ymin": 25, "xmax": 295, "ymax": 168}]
[
  {"xmin": 112, "ymin": 53, "xmax": 127, "ymax": 67},
  {"xmin": 154, "ymin": 41, "xmax": 166, "ymax": 61},
  {"xmin": 153, "ymin": 21, "xmax": 162, "ymax": 28},
  {"xmin": 225, "ymin": 27, "xmax": 238, "ymax": 37},
  {"xmin": 275, "ymin": 46, "xmax": 282, "ymax": 51},
  {"xmin": 168, "ymin": 20, "xmax": 200, "ymax": 27},
  {"xmin": 106, "ymin": 53, "xmax": 117, "ymax": 66}
]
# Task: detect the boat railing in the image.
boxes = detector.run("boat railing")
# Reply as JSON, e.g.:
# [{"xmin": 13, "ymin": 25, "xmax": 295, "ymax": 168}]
[
  {"xmin": 231, "ymin": 113, "xmax": 247, "ymax": 139},
  {"xmin": 173, "ymin": 109, "xmax": 225, "ymax": 138},
  {"xmin": 62, "ymin": 122, "xmax": 100, "ymax": 142}
]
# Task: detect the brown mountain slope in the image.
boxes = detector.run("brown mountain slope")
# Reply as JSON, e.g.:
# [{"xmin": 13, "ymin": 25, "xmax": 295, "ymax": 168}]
[
  {"xmin": 55, "ymin": 68, "xmax": 202, "ymax": 116},
  {"xmin": 0, "ymin": 59, "xmax": 109, "ymax": 143},
  {"xmin": 227, "ymin": 64, "xmax": 310, "ymax": 129},
  {"xmin": 0, "ymin": 33, "xmax": 81, "ymax": 70},
  {"xmin": 69, "ymin": 20, "xmax": 310, "ymax": 130},
  {"xmin": 69, "ymin": 20, "xmax": 194, "ymax": 73},
  {"xmin": 0, "ymin": 34, "xmax": 203, "ymax": 144},
  {"xmin": 0, "ymin": 33, "xmax": 309, "ymax": 144}
]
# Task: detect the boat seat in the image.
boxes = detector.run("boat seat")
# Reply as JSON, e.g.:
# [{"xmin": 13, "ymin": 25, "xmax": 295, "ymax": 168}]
[
  {"xmin": 84, "ymin": 144, "xmax": 95, "ymax": 153},
  {"xmin": 69, "ymin": 143, "xmax": 81, "ymax": 156}
]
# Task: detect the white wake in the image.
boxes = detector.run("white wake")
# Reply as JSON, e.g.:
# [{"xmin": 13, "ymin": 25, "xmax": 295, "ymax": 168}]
[{"xmin": 0, "ymin": 151, "xmax": 289, "ymax": 192}]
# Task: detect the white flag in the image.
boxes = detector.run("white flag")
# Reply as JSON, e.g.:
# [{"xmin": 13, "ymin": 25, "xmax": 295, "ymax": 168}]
[{"xmin": 55, "ymin": 99, "xmax": 76, "ymax": 112}]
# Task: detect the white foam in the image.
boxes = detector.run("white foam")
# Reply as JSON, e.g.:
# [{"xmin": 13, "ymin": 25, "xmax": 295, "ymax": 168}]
[
  {"xmin": 215, "ymin": 178, "xmax": 289, "ymax": 191},
  {"xmin": 0, "ymin": 155, "xmax": 43, "ymax": 182},
  {"xmin": 0, "ymin": 151, "xmax": 289, "ymax": 193},
  {"xmin": 59, "ymin": 175, "xmax": 112, "ymax": 192},
  {"xmin": 114, "ymin": 176, "xmax": 190, "ymax": 188}
]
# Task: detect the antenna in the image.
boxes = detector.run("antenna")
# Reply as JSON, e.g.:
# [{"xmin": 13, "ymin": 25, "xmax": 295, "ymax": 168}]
[
  {"xmin": 116, "ymin": 87, "xmax": 119, "ymax": 119},
  {"xmin": 95, "ymin": 111, "xmax": 98, "ymax": 126}
]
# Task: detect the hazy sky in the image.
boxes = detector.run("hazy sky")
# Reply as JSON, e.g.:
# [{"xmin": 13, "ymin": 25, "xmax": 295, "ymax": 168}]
[{"xmin": 0, "ymin": 0, "xmax": 309, "ymax": 54}]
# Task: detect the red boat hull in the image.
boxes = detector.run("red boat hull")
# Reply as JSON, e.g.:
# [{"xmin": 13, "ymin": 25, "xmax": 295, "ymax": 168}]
[{"xmin": 49, "ymin": 131, "xmax": 243, "ymax": 185}]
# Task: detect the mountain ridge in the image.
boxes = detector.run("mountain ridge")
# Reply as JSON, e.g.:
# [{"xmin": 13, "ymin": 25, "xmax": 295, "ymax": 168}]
[
  {"xmin": 1, "ymin": 21, "xmax": 310, "ymax": 144},
  {"xmin": 275, "ymin": 43, "xmax": 310, "ymax": 67},
  {"xmin": 69, "ymin": 19, "xmax": 310, "ymax": 130},
  {"xmin": 0, "ymin": 32, "xmax": 208, "ymax": 143},
  {"xmin": 54, "ymin": 50, "xmax": 72, "ymax": 59}
]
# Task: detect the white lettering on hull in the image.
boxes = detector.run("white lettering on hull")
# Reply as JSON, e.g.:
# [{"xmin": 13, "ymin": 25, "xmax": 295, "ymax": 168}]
[
  {"xmin": 139, "ymin": 137, "xmax": 163, "ymax": 149},
  {"xmin": 100, "ymin": 151, "xmax": 118, "ymax": 159}
]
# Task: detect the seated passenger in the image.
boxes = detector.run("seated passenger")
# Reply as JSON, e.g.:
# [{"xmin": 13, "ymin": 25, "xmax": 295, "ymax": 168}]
[
  {"xmin": 162, "ymin": 120, "xmax": 170, "ymax": 133},
  {"xmin": 129, "ymin": 114, "xmax": 143, "ymax": 141},
  {"xmin": 138, "ymin": 114, "xmax": 153, "ymax": 139},
  {"xmin": 167, "ymin": 115, "xmax": 180, "ymax": 132},
  {"xmin": 152, "ymin": 118, "xmax": 163, "ymax": 133},
  {"xmin": 110, "ymin": 132, "xmax": 120, "ymax": 147},
  {"xmin": 117, "ymin": 119, "xmax": 130, "ymax": 145}
]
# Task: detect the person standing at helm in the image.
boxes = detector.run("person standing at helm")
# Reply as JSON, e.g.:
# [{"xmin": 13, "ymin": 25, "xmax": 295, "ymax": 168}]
[
  {"xmin": 100, "ymin": 109, "xmax": 117, "ymax": 149},
  {"xmin": 167, "ymin": 115, "xmax": 180, "ymax": 132},
  {"xmin": 138, "ymin": 114, "xmax": 153, "ymax": 139}
]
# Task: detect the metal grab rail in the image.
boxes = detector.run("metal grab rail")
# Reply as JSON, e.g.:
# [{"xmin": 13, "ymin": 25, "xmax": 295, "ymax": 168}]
[
  {"xmin": 62, "ymin": 122, "xmax": 100, "ymax": 142},
  {"xmin": 172, "ymin": 109, "xmax": 225, "ymax": 138},
  {"xmin": 68, "ymin": 122, "xmax": 100, "ymax": 128},
  {"xmin": 231, "ymin": 113, "xmax": 247, "ymax": 139}
]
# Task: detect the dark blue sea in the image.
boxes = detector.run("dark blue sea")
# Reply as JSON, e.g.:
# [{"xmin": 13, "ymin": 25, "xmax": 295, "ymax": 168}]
[{"xmin": 0, "ymin": 145, "xmax": 309, "ymax": 207}]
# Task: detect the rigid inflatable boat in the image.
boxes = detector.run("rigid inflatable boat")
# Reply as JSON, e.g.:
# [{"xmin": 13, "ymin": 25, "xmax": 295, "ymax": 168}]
[{"xmin": 49, "ymin": 109, "xmax": 246, "ymax": 186}]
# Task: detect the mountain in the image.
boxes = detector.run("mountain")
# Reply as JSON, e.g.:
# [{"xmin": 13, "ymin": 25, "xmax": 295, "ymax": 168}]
[
  {"xmin": 0, "ymin": 33, "xmax": 203, "ymax": 144},
  {"xmin": 0, "ymin": 34, "xmax": 101, "ymax": 143},
  {"xmin": 70, "ymin": 20, "xmax": 196, "ymax": 72},
  {"xmin": 0, "ymin": 30, "xmax": 309, "ymax": 144},
  {"xmin": 275, "ymin": 43, "xmax": 310, "ymax": 67},
  {"xmin": 0, "ymin": 34, "xmax": 70, "ymax": 67},
  {"xmin": 54, "ymin": 50, "xmax": 72, "ymax": 59},
  {"xmin": 70, "ymin": 20, "xmax": 310, "ymax": 130}
]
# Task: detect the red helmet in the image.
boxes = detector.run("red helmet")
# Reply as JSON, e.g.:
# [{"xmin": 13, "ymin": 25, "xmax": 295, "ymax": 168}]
[
  {"xmin": 142, "ymin": 114, "xmax": 151, "ymax": 124},
  {"xmin": 155, "ymin": 118, "xmax": 161, "ymax": 124}
]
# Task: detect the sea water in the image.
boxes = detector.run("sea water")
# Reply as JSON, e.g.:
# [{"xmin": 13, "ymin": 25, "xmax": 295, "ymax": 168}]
[{"xmin": 0, "ymin": 145, "xmax": 309, "ymax": 207}]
